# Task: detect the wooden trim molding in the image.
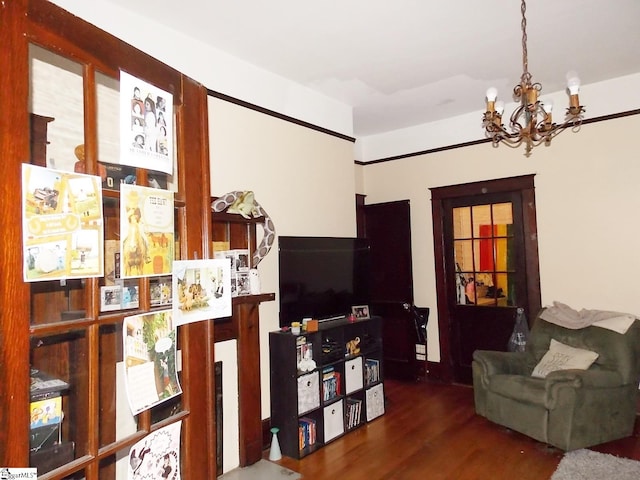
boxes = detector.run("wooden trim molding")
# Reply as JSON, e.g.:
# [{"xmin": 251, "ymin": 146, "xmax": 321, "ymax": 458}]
[
  {"xmin": 357, "ymin": 109, "xmax": 640, "ymax": 165},
  {"xmin": 207, "ymin": 89, "xmax": 356, "ymax": 143}
]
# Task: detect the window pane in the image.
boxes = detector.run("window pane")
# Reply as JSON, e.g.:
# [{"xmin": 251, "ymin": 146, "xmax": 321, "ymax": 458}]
[
  {"xmin": 472, "ymin": 204, "xmax": 492, "ymax": 238},
  {"xmin": 492, "ymin": 202, "xmax": 513, "ymax": 227},
  {"xmin": 452, "ymin": 201, "xmax": 515, "ymax": 309},
  {"xmin": 30, "ymin": 330, "xmax": 88, "ymax": 474},
  {"xmin": 101, "ymin": 196, "xmax": 142, "ymax": 313},
  {"xmin": 452, "ymin": 206, "xmax": 471, "ymax": 239},
  {"xmin": 494, "ymin": 272, "xmax": 514, "ymax": 306},
  {"xmin": 30, "ymin": 45, "xmax": 84, "ymax": 172},
  {"xmin": 96, "ymin": 71, "xmax": 120, "ymax": 165},
  {"xmin": 99, "ymin": 322, "xmax": 140, "ymax": 448},
  {"xmin": 474, "ymin": 238, "xmax": 495, "ymax": 272},
  {"xmin": 454, "ymin": 239, "xmax": 473, "ymax": 273}
]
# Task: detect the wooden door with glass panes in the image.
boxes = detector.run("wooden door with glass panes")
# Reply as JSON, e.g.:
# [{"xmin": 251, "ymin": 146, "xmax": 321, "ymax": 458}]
[
  {"xmin": 431, "ymin": 175, "xmax": 541, "ymax": 385},
  {"xmin": 1, "ymin": 1, "xmax": 214, "ymax": 478},
  {"xmin": 445, "ymin": 194, "xmax": 528, "ymax": 384}
]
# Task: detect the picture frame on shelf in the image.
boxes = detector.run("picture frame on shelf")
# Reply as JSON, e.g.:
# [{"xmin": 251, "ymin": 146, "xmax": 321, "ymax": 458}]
[
  {"xmin": 100, "ymin": 285, "xmax": 122, "ymax": 312},
  {"xmin": 352, "ymin": 305, "xmax": 370, "ymax": 320}
]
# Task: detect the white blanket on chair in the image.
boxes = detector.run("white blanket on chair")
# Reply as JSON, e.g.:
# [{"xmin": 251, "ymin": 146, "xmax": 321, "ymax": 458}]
[{"xmin": 540, "ymin": 301, "xmax": 637, "ymax": 334}]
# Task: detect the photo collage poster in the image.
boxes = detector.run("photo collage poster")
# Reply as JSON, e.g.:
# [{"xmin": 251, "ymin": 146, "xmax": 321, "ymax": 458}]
[
  {"xmin": 22, "ymin": 164, "xmax": 104, "ymax": 282},
  {"xmin": 120, "ymin": 183, "xmax": 174, "ymax": 279},
  {"xmin": 119, "ymin": 70, "xmax": 174, "ymax": 175},
  {"xmin": 172, "ymin": 259, "xmax": 232, "ymax": 326},
  {"xmin": 123, "ymin": 310, "xmax": 182, "ymax": 416}
]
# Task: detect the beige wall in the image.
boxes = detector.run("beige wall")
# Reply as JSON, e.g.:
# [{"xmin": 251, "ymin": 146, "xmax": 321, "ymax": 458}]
[
  {"xmin": 362, "ymin": 114, "xmax": 640, "ymax": 362},
  {"xmin": 211, "ymin": 101, "xmax": 640, "ymax": 470},
  {"xmin": 208, "ymin": 97, "xmax": 356, "ymax": 472}
]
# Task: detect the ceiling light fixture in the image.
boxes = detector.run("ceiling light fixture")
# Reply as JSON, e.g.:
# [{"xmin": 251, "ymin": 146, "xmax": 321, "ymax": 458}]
[{"xmin": 483, "ymin": 0, "xmax": 585, "ymax": 156}]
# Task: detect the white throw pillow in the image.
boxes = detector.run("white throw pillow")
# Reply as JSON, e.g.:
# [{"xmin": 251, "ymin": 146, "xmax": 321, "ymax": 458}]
[{"xmin": 531, "ymin": 339, "xmax": 599, "ymax": 379}]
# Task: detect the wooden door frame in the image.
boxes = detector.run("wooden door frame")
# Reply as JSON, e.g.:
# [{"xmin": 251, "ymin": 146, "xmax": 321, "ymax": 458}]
[{"xmin": 430, "ymin": 175, "xmax": 541, "ymax": 383}]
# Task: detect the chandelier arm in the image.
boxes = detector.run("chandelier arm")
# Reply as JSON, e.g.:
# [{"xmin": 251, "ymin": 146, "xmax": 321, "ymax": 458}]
[{"xmin": 508, "ymin": 104, "xmax": 527, "ymax": 132}]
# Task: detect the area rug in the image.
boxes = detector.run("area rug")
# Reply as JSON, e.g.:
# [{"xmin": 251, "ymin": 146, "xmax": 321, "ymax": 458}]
[
  {"xmin": 219, "ymin": 460, "xmax": 301, "ymax": 480},
  {"xmin": 551, "ymin": 449, "xmax": 640, "ymax": 480}
]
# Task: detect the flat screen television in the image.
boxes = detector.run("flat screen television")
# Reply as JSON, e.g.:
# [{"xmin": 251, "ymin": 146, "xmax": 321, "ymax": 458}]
[{"xmin": 278, "ymin": 236, "xmax": 371, "ymax": 327}]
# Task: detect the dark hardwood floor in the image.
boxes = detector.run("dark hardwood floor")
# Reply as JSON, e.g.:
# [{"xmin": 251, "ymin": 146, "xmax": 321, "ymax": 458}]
[{"xmin": 270, "ymin": 379, "xmax": 640, "ymax": 479}]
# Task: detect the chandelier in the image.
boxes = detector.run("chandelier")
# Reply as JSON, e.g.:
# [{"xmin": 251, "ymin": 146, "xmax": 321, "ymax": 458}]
[{"xmin": 483, "ymin": 0, "xmax": 585, "ymax": 156}]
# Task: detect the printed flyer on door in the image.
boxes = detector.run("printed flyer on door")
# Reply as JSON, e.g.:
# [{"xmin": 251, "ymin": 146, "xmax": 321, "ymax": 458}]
[
  {"xmin": 123, "ymin": 310, "xmax": 182, "ymax": 415},
  {"xmin": 172, "ymin": 259, "xmax": 232, "ymax": 326},
  {"xmin": 120, "ymin": 183, "xmax": 174, "ymax": 279},
  {"xmin": 127, "ymin": 421, "xmax": 181, "ymax": 480},
  {"xmin": 22, "ymin": 164, "xmax": 104, "ymax": 282},
  {"xmin": 119, "ymin": 70, "xmax": 174, "ymax": 175}
]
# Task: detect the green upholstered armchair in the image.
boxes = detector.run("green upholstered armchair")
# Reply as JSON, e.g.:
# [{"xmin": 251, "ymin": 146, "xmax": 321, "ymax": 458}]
[{"xmin": 472, "ymin": 311, "xmax": 640, "ymax": 451}]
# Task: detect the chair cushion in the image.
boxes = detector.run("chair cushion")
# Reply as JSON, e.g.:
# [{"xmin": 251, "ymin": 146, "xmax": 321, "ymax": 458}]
[
  {"xmin": 531, "ymin": 339, "xmax": 599, "ymax": 378},
  {"xmin": 489, "ymin": 374, "xmax": 547, "ymax": 405}
]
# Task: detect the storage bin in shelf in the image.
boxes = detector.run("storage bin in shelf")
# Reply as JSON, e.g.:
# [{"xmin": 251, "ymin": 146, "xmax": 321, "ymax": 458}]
[
  {"xmin": 366, "ymin": 383, "xmax": 385, "ymax": 421},
  {"xmin": 323, "ymin": 400, "xmax": 345, "ymax": 443},
  {"xmin": 297, "ymin": 372, "xmax": 320, "ymax": 415},
  {"xmin": 344, "ymin": 356, "xmax": 364, "ymax": 395}
]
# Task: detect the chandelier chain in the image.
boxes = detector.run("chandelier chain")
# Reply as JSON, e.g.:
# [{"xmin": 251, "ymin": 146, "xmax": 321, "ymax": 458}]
[{"xmin": 520, "ymin": 0, "xmax": 530, "ymax": 85}]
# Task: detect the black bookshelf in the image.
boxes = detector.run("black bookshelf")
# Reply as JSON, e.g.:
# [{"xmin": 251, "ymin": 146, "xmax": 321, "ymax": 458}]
[{"xmin": 269, "ymin": 316, "xmax": 385, "ymax": 459}]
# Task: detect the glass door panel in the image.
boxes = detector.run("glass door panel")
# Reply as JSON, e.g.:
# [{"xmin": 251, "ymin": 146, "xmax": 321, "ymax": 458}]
[
  {"xmin": 453, "ymin": 202, "xmax": 516, "ymax": 307},
  {"xmin": 29, "ymin": 45, "xmax": 89, "ymax": 326},
  {"xmin": 99, "ymin": 322, "xmax": 140, "ymax": 448},
  {"xmin": 29, "ymin": 44, "xmax": 85, "ymax": 173},
  {"xmin": 30, "ymin": 329, "xmax": 88, "ymax": 475},
  {"xmin": 101, "ymin": 195, "xmax": 143, "ymax": 314},
  {"xmin": 96, "ymin": 71, "xmax": 121, "ymax": 193}
]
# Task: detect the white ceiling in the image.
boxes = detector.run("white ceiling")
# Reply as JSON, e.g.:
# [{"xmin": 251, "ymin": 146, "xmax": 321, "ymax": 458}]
[{"xmin": 106, "ymin": 0, "xmax": 640, "ymax": 137}]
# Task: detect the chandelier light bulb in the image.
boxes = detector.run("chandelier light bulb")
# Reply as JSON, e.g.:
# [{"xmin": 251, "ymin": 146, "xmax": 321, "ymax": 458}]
[
  {"xmin": 486, "ymin": 87, "xmax": 498, "ymax": 102},
  {"xmin": 495, "ymin": 100, "xmax": 505, "ymax": 115},
  {"xmin": 566, "ymin": 71, "xmax": 581, "ymax": 95},
  {"xmin": 541, "ymin": 100, "xmax": 553, "ymax": 113}
]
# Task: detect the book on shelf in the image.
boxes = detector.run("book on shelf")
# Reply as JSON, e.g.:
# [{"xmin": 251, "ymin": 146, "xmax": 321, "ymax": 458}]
[
  {"xmin": 30, "ymin": 369, "xmax": 70, "ymax": 401},
  {"xmin": 298, "ymin": 417, "xmax": 317, "ymax": 450},
  {"xmin": 322, "ymin": 366, "xmax": 341, "ymax": 402},
  {"xmin": 345, "ymin": 398, "xmax": 362, "ymax": 429},
  {"xmin": 365, "ymin": 358, "xmax": 380, "ymax": 385}
]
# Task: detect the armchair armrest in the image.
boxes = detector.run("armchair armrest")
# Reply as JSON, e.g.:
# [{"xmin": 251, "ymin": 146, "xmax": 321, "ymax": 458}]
[
  {"xmin": 545, "ymin": 369, "xmax": 623, "ymax": 389},
  {"xmin": 545, "ymin": 369, "xmax": 624, "ymax": 409},
  {"xmin": 473, "ymin": 350, "xmax": 530, "ymax": 377}
]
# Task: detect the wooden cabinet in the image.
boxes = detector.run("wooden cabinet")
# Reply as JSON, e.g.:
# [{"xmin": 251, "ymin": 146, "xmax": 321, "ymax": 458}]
[
  {"xmin": 269, "ymin": 317, "xmax": 385, "ymax": 459},
  {"xmin": 1, "ymin": 1, "xmax": 216, "ymax": 478}
]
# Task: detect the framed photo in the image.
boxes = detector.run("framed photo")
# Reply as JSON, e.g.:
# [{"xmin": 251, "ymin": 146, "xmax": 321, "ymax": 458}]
[
  {"xmin": 352, "ymin": 305, "xmax": 370, "ymax": 320},
  {"xmin": 150, "ymin": 275, "xmax": 172, "ymax": 306},
  {"xmin": 100, "ymin": 285, "xmax": 122, "ymax": 312},
  {"xmin": 120, "ymin": 281, "xmax": 140, "ymax": 309}
]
